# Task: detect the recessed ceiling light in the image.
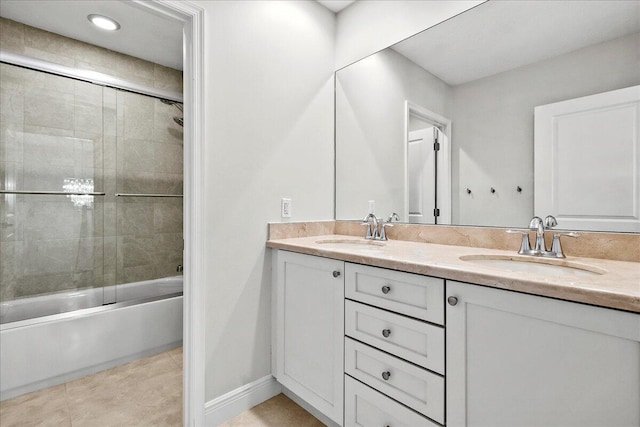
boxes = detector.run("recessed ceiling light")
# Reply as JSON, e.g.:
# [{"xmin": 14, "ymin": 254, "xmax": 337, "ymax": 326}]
[{"xmin": 88, "ymin": 14, "xmax": 121, "ymax": 31}]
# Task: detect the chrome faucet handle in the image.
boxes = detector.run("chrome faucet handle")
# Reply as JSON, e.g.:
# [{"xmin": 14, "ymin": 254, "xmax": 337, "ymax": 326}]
[
  {"xmin": 544, "ymin": 215, "xmax": 558, "ymax": 229},
  {"xmin": 379, "ymin": 221, "xmax": 394, "ymax": 241},
  {"xmin": 360, "ymin": 221, "xmax": 374, "ymax": 239},
  {"xmin": 387, "ymin": 212, "xmax": 400, "ymax": 223},
  {"xmin": 528, "ymin": 216, "xmax": 543, "ymax": 229},
  {"xmin": 549, "ymin": 232, "xmax": 580, "ymax": 258},
  {"xmin": 506, "ymin": 229, "xmax": 531, "ymax": 255},
  {"xmin": 528, "ymin": 216, "xmax": 546, "ymax": 253},
  {"xmin": 362, "ymin": 213, "xmax": 379, "ymax": 239}
]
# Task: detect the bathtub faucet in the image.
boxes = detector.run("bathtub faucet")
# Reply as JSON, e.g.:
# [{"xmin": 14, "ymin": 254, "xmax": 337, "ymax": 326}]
[{"xmin": 176, "ymin": 265, "xmax": 183, "ymax": 272}]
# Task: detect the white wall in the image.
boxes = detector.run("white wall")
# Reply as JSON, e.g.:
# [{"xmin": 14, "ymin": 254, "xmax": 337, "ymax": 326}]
[
  {"xmin": 193, "ymin": 0, "xmax": 335, "ymax": 402},
  {"xmin": 451, "ymin": 32, "xmax": 640, "ymax": 227},
  {"xmin": 335, "ymin": 48, "xmax": 451, "ymax": 220},
  {"xmin": 335, "ymin": 0, "xmax": 482, "ymax": 69}
]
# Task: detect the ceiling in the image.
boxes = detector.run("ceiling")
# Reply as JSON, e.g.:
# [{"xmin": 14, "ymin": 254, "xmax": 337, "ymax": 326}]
[
  {"xmin": 0, "ymin": 0, "xmax": 183, "ymax": 70},
  {"xmin": 317, "ymin": 0, "xmax": 356, "ymax": 13},
  {"xmin": 0, "ymin": 0, "xmax": 356, "ymax": 70},
  {"xmin": 392, "ymin": 0, "xmax": 640, "ymax": 86}
]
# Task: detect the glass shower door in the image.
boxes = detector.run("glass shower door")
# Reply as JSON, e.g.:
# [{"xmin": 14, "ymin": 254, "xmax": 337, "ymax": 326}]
[
  {"xmin": 113, "ymin": 90, "xmax": 183, "ymax": 303},
  {"xmin": 0, "ymin": 63, "xmax": 108, "ymax": 323}
]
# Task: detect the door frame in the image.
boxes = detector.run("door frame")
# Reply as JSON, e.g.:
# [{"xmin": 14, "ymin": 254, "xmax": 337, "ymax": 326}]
[
  {"xmin": 404, "ymin": 101, "xmax": 452, "ymax": 224},
  {"xmin": 134, "ymin": 1, "xmax": 206, "ymax": 425}
]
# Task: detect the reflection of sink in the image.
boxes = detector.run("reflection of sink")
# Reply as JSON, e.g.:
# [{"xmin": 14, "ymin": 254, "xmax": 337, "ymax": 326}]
[
  {"xmin": 316, "ymin": 238, "xmax": 386, "ymax": 250},
  {"xmin": 460, "ymin": 255, "xmax": 606, "ymax": 277}
]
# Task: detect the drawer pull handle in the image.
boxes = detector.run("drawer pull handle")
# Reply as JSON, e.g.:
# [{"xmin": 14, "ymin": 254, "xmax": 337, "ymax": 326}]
[
  {"xmin": 332, "ymin": 270, "xmax": 341, "ymax": 278},
  {"xmin": 448, "ymin": 296, "xmax": 459, "ymax": 306},
  {"xmin": 381, "ymin": 285, "xmax": 391, "ymax": 294},
  {"xmin": 381, "ymin": 329, "xmax": 391, "ymax": 338},
  {"xmin": 381, "ymin": 371, "xmax": 391, "ymax": 381}
]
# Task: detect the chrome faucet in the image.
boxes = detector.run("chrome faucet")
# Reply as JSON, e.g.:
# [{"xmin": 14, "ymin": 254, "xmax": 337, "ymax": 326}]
[
  {"xmin": 362, "ymin": 213, "xmax": 379, "ymax": 240},
  {"xmin": 362, "ymin": 212, "xmax": 399, "ymax": 241},
  {"xmin": 378, "ymin": 212, "xmax": 399, "ymax": 241},
  {"xmin": 529, "ymin": 216, "xmax": 546, "ymax": 255},
  {"xmin": 507, "ymin": 215, "xmax": 579, "ymax": 258}
]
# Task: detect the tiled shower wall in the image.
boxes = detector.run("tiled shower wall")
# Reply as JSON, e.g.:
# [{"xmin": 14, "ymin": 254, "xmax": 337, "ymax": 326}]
[{"xmin": 0, "ymin": 18, "xmax": 183, "ymax": 302}]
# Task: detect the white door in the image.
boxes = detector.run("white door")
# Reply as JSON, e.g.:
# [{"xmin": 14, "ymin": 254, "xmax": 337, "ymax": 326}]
[
  {"xmin": 408, "ymin": 128, "xmax": 436, "ymax": 224},
  {"xmin": 435, "ymin": 128, "xmax": 451, "ymax": 224},
  {"xmin": 534, "ymin": 85, "xmax": 640, "ymax": 232},
  {"xmin": 272, "ymin": 250, "xmax": 344, "ymax": 425},
  {"xmin": 446, "ymin": 281, "xmax": 640, "ymax": 427}
]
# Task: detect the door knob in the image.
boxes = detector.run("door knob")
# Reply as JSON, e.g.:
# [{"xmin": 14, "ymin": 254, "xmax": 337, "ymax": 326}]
[
  {"xmin": 381, "ymin": 285, "xmax": 391, "ymax": 294},
  {"xmin": 447, "ymin": 296, "xmax": 458, "ymax": 306},
  {"xmin": 332, "ymin": 270, "xmax": 341, "ymax": 278},
  {"xmin": 382, "ymin": 329, "xmax": 391, "ymax": 338},
  {"xmin": 381, "ymin": 371, "xmax": 391, "ymax": 381}
]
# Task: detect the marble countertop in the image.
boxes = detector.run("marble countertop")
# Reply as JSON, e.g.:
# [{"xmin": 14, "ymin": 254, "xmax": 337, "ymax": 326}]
[{"xmin": 267, "ymin": 235, "xmax": 640, "ymax": 313}]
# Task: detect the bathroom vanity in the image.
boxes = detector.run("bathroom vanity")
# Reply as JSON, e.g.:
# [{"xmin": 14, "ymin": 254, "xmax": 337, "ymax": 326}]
[{"xmin": 268, "ymin": 230, "xmax": 640, "ymax": 427}]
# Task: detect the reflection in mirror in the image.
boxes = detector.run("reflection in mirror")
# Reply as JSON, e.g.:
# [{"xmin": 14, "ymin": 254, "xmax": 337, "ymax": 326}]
[{"xmin": 335, "ymin": 0, "xmax": 640, "ymax": 232}]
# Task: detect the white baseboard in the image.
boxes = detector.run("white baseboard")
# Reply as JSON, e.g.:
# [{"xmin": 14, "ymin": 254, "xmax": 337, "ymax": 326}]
[{"xmin": 204, "ymin": 375, "xmax": 282, "ymax": 426}]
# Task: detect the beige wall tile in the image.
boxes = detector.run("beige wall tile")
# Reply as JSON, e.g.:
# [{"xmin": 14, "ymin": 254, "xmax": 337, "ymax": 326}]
[
  {"xmin": 23, "ymin": 46, "xmax": 76, "ymax": 67},
  {"xmin": 154, "ymin": 142, "xmax": 183, "ymax": 174},
  {"xmin": 120, "ymin": 92, "xmax": 154, "ymax": 139},
  {"xmin": 0, "ymin": 18, "xmax": 25, "ymax": 54},
  {"xmin": 154, "ymin": 200, "xmax": 183, "ymax": 234},
  {"xmin": 116, "ymin": 54, "xmax": 156, "ymax": 85},
  {"xmin": 0, "ymin": 125, "xmax": 24, "ymax": 164},
  {"xmin": 24, "ymin": 91, "xmax": 74, "ymax": 131},
  {"xmin": 154, "ymin": 64, "xmax": 183, "ymax": 92},
  {"xmin": 117, "ymin": 199, "xmax": 154, "ymax": 236}
]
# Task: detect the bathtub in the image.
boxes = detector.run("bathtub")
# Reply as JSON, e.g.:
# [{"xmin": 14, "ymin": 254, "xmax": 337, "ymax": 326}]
[
  {"xmin": 0, "ymin": 276, "xmax": 183, "ymax": 400},
  {"xmin": 0, "ymin": 276, "xmax": 183, "ymax": 324}
]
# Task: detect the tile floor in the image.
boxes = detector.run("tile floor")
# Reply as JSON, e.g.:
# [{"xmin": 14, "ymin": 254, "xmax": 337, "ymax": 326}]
[
  {"xmin": 0, "ymin": 347, "xmax": 183, "ymax": 427},
  {"xmin": 1, "ymin": 347, "xmax": 322, "ymax": 427},
  {"xmin": 218, "ymin": 394, "xmax": 324, "ymax": 427}
]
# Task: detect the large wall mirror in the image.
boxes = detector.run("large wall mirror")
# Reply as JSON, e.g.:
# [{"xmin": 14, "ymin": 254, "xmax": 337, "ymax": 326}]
[{"xmin": 335, "ymin": 0, "xmax": 640, "ymax": 232}]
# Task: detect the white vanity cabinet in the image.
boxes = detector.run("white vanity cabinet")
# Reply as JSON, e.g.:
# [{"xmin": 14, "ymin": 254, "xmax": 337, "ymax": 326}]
[
  {"xmin": 446, "ymin": 280, "xmax": 640, "ymax": 427},
  {"xmin": 272, "ymin": 249, "xmax": 640, "ymax": 427},
  {"xmin": 343, "ymin": 263, "xmax": 446, "ymax": 426},
  {"xmin": 272, "ymin": 250, "xmax": 345, "ymax": 425}
]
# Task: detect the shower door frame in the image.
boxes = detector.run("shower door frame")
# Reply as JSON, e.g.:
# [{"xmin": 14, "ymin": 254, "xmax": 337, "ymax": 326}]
[{"xmin": 136, "ymin": 2, "xmax": 207, "ymax": 426}]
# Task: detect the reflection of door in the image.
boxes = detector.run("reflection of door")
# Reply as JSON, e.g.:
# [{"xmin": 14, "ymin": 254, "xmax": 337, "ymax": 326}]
[
  {"xmin": 408, "ymin": 128, "xmax": 437, "ymax": 224},
  {"xmin": 405, "ymin": 102, "xmax": 451, "ymax": 225},
  {"xmin": 534, "ymin": 85, "xmax": 640, "ymax": 232}
]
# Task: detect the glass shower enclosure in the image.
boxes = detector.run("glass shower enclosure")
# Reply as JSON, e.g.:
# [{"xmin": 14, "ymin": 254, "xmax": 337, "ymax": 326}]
[{"xmin": 0, "ymin": 61, "xmax": 183, "ymax": 324}]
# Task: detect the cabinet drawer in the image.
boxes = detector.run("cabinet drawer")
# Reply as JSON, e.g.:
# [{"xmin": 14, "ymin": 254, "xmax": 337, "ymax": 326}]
[
  {"xmin": 345, "ymin": 338, "xmax": 444, "ymax": 424},
  {"xmin": 345, "ymin": 300, "xmax": 444, "ymax": 374},
  {"xmin": 345, "ymin": 375, "xmax": 440, "ymax": 427},
  {"xmin": 346, "ymin": 263, "xmax": 444, "ymax": 325}
]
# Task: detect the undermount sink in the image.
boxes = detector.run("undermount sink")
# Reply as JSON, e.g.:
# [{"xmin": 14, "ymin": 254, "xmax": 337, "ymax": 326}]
[
  {"xmin": 315, "ymin": 238, "xmax": 386, "ymax": 250},
  {"xmin": 459, "ymin": 255, "xmax": 606, "ymax": 277}
]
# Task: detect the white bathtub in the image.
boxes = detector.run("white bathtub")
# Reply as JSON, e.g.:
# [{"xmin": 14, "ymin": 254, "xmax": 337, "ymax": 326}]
[
  {"xmin": 0, "ymin": 276, "xmax": 183, "ymax": 400},
  {"xmin": 0, "ymin": 276, "xmax": 183, "ymax": 324}
]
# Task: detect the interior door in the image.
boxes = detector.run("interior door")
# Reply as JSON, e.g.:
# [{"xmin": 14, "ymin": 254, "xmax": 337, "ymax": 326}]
[
  {"xmin": 534, "ymin": 85, "xmax": 640, "ymax": 232},
  {"xmin": 408, "ymin": 127, "xmax": 437, "ymax": 224}
]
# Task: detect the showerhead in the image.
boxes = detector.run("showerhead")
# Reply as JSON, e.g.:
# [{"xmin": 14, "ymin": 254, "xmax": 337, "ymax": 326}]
[
  {"xmin": 161, "ymin": 99, "xmax": 183, "ymax": 112},
  {"xmin": 161, "ymin": 99, "xmax": 184, "ymax": 127}
]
